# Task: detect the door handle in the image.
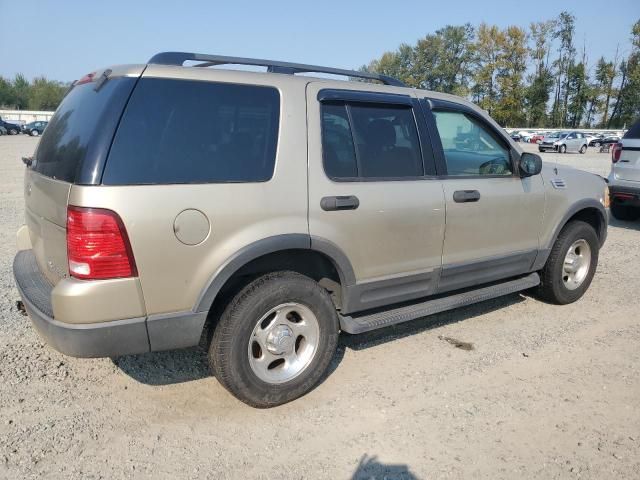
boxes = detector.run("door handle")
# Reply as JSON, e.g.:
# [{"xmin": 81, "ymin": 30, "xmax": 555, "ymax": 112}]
[
  {"xmin": 321, "ymin": 195, "xmax": 360, "ymax": 211},
  {"xmin": 453, "ymin": 190, "xmax": 481, "ymax": 203}
]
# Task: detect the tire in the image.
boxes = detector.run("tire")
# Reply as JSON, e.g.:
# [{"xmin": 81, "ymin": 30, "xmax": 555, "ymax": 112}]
[
  {"xmin": 579, "ymin": 144, "xmax": 587, "ymax": 154},
  {"xmin": 538, "ymin": 148, "xmax": 545, "ymax": 153},
  {"xmin": 536, "ymin": 220, "xmax": 599, "ymax": 305},
  {"xmin": 30, "ymin": 129, "xmax": 39, "ymax": 137},
  {"xmin": 610, "ymin": 203, "xmax": 640, "ymax": 221},
  {"xmin": 559, "ymin": 144, "xmax": 567, "ymax": 153},
  {"xmin": 209, "ymin": 271, "xmax": 340, "ymax": 408},
  {"xmin": 594, "ymin": 142, "xmax": 601, "ymax": 147},
  {"xmin": 8, "ymin": 129, "xmax": 17, "ymax": 135}
]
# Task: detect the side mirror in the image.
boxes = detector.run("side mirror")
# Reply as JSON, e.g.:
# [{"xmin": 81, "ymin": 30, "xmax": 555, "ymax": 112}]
[{"xmin": 519, "ymin": 152, "xmax": 542, "ymax": 177}]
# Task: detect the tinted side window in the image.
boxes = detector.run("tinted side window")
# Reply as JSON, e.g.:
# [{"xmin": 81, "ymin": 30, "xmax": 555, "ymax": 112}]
[
  {"xmin": 103, "ymin": 78, "xmax": 280, "ymax": 185},
  {"xmin": 34, "ymin": 77, "xmax": 137, "ymax": 183},
  {"xmin": 433, "ymin": 110, "xmax": 512, "ymax": 176},
  {"xmin": 321, "ymin": 102, "xmax": 424, "ymax": 179},
  {"xmin": 321, "ymin": 103, "xmax": 357, "ymax": 178},
  {"xmin": 350, "ymin": 104, "xmax": 423, "ymax": 178}
]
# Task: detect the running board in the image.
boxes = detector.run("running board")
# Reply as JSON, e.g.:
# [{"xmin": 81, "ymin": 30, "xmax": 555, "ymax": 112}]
[{"xmin": 339, "ymin": 273, "xmax": 540, "ymax": 334}]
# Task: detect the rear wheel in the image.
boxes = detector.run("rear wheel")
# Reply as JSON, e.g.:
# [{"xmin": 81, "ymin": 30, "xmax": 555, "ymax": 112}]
[
  {"xmin": 594, "ymin": 141, "xmax": 601, "ymax": 147},
  {"xmin": 8, "ymin": 128, "xmax": 17, "ymax": 135},
  {"xmin": 30, "ymin": 129, "xmax": 39, "ymax": 137},
  {"xmin": 559, "ymin": 144, "xmax": 567, "ymax": 153},
  {"xmin": 610, "ymin": 203, "xmax": 640, "ymax": 221},
  {"xmin": 536, "ymin": 221, "xmax": 599, "ymax": 304},
  {"xmin": 209, "ymin": 271, "xmax": 339, "ymax": 408}
]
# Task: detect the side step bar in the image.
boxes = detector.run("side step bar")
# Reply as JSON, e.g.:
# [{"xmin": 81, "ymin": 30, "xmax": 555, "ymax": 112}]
[{"xmin": 339, "ymin": 273, "xmax": 540, "ymax": 334}]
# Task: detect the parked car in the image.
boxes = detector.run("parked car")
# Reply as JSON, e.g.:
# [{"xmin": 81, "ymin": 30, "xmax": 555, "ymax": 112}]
[
  {"xmin": 539, "ymin": 131, "xmax": 588, "ymax": 153},
  {"xmin": 589, "ymin": 136, "xmax": 619, "ymax": 147},
  {"xmin": 510, "ymin": 131, "xmax": 521, "ymax": 142},
  {"xmin": 22, "ymin": 121, "xmax": 48, "ymax": 136},
  {"xmin": 608, "ymin": 120, "xmax": 640, "ymax": 221},
  {"xmin": 13, "ymin": 52, "xmax": 608, "ymax": 407},
  {"xmin": 0, "ymin": 117, "xmax": 22, "ymax": 135},
  {"xmin": 530, "ymin": 133, "xmax": 545, "ymax": 144}
]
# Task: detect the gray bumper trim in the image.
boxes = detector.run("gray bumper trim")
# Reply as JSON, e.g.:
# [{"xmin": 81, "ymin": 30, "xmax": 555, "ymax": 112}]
[{"xmin": 13, "ymin": 250, "xmax": 205, "ymax": 358}]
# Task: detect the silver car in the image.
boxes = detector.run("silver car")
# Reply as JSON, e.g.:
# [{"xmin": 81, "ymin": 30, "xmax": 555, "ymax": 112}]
[
  {"xmin": 539, "ymin": 131, "xmax": 588, "ymax": 154},
  {"xmin": 13, "ymin": 52, "xmax": 609, "ymax": 407},
  {"xmin": 608, "ymin": 120, "xmax": 640, "ymax": 221}
]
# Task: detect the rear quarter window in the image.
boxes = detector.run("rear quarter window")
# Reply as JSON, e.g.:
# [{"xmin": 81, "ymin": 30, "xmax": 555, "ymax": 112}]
[
  {"xmin": 102, "ymin": 78, "xmax": 280, "ymax": 185},
  {"xmin": 33, "ymin": 77, "xmax": 137, "ymax": 183}
]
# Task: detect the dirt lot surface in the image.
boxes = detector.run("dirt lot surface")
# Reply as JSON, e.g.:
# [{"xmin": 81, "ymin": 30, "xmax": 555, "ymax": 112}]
[{"xmin": 0, "ymin": 136, "xmax": 638, "ymax": 479}]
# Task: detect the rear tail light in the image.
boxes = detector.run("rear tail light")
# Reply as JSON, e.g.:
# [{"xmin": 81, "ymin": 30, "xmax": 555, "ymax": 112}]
[
  {"xmin": 612, "ymin": 142, "xmax": 623, "ymax": 163},
  {"xmin": 66, "ymin": 206, "xmax": 137, "ymax": 280}
]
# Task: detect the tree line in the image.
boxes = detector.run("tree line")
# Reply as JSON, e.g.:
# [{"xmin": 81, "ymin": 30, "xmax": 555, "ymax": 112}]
[
  {"xmin": 0, "ymin": 74, "xmax": 69, "ymax": 111},
  {"xmin": 361, "ymin": 14, "xmax": 640, "ymax": 129}
]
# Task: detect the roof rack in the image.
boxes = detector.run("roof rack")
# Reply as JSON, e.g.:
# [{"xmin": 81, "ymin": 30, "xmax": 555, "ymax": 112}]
[{"xmin": 147, "ymin": 52, "xmax": 406, "ymax": 87}]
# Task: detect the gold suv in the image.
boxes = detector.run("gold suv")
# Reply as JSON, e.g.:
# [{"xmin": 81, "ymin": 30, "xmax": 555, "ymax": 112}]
[{"xmin": 14, "ymin": 52, "xmax": 608, "ymax": 407}]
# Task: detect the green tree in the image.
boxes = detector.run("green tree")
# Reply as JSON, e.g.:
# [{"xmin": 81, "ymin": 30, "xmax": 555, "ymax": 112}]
[
  {"xmin": 28, "ymin": 77, "xmax": 68, "ymax": 110},
  {"xmin": 492, "ymin": 26, "xmax": 528, "ymax": 126},
  {"xmin": 550, "ymin": 11, "xmax": 576, "ymax": 127},
  {"xmin": 525, "ymin": 20, "xmax": 555, "ymax": 127},
  {"xmin": 11, "ymin": 74, "xmax": 31, "ymax": 110},
  {"xmin": 609, "ymin": 19, "xmax": 640, "ymax": 127},
  {"xmin": 413, "ymin": 24, "xmax": 475, "ymax": 95},
  {"xmin": 471, "ymin": 23, "xmax": 503, "ymax": 115},
  {"xmin": 0, "ymin": 77, "xmax": 16, "ymax": 108}
]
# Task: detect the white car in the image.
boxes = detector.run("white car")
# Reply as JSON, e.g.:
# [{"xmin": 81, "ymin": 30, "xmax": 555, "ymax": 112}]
[{"xmin": 608, "ymin": 121, "xmax": 640, "ymax": 221}]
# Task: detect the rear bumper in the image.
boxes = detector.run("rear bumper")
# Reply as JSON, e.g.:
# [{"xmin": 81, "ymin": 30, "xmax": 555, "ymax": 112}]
[
  {"xmin": 13, "ymin": 250, "xmax": 207, "ymax": 358},
  {"xmin": 609, "ymin": 184, "xmax": 640, "ymax": 207}
]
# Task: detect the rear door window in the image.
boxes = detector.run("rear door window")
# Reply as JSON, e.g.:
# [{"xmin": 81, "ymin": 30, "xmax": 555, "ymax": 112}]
[
  {"xmin": 321, "ymin": 101, "xmax": 424, "ymax": 179},
  {"xmin": 103, "ymin": 78, "xmax": 280, "ymax": 185}
]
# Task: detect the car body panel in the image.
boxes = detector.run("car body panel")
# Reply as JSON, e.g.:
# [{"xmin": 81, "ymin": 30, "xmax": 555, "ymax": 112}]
[{"xmin": 12, "ymin": 59, "xmax": 608, "ymax": 358}]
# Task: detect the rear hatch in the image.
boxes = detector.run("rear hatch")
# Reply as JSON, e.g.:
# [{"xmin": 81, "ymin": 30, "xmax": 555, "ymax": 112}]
[
  {"xmin": 24, "ymin": 65, "xmax": 143, "ymax": 285},
  {"xmin": 613, "ymin": 122, "xmax": 640, "ymax": 182}
]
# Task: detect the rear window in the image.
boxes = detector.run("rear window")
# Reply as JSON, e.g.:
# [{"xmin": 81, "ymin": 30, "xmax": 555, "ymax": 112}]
[
  {"xmin": 623, "ymin": 120, "xmax": 640, "ymax": 139},
  {"xmin": 33, "ymin": 77, "xmax": 137, "ymax": 183},
  {"xmin": 102, "ymin": 78, "xmax": 280, "ymax": 185}
]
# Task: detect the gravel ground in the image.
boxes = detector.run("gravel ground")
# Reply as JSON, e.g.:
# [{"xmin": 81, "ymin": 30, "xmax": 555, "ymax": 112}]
[{"xmin": 1, "ymin": 136, "xmax": 639, "ymax": 479}]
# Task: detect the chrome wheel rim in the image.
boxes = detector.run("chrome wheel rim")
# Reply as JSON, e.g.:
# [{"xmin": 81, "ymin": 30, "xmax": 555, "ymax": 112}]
[
  {"xmin": 562, "ymin": 239, "xmax": 591, "ymax": 290},
  {"xmin": 248, "ymin": 302, "xmax": 320, "ymax": 384}
]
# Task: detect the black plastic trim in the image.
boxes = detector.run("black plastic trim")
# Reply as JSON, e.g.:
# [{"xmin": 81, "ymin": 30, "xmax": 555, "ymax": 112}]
[
  {"xmin": 146, "ymin": 311, "xmax": 208, "ymax": 352},
  {"xmin": 194, "ymin": 234, "xmax": 358, "ymax": 313},
  {"xmin": 13, "ymin": 253, "xmax": 150, "ymax": 358},
  {"xmin": 437, "ymin": 250, "xmax": 538, "ymax": 293},
  {"xmin": 341, "ymin": 269, "xmax": 440, "ymax": 315},
  {"xmin": 148, "ymin": 52, "xmax": 406, "ymax": 86},
  {"xmin": 317, "ymin": 89, "xmax": 413, "ymax": 105}
]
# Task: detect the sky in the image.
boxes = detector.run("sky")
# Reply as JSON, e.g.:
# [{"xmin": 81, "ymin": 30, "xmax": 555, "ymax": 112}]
[{"xmin": 0, "ymin": 0, "xmax": 638, "ymax": 82}]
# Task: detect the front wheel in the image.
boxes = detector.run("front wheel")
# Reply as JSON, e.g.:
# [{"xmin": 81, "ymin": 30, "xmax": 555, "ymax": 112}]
[
  {"xmin": 30, "ymin": 130, "xmax": 39, "ymax": 137},
  {"xmin": 559, "ymin": 144, "xmax": 567, "ymax": 153},
  {"xmin": 536, "ymin": 220, "xmax": 599, "ymax": 304},
  {"xmin": 579, "ymin": 144, "xmax": 587, "ymax": 154},
  {"xmin": 594, "ymin": 142, "xmax": 601, "ymax": 147},
  {"xmin": 209, "ymin": 271, "xmax": 339, "ymax": 408}
]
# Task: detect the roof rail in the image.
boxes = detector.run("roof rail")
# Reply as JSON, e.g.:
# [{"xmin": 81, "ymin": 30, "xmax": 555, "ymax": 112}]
[{"xmin": 147, "ymin": 52, "xmax": 406, "ymax": 87}]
